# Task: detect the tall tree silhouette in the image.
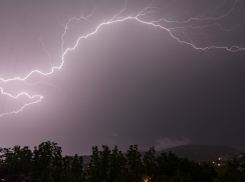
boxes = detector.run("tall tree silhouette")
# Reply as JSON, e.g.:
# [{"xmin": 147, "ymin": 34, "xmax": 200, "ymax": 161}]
[
  {"xmin": 143, "ymin": 147, "xmax": 157, "ymax": 182},
  {"xmin": 108, "ymin": 145, "xmax": 127, "ymax": 182},
  {"xmin": 126, "ymin": 145, "xmax": 143, "ymax": 182}
]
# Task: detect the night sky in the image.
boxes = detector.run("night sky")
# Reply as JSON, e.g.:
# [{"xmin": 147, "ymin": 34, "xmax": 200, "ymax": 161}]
[{"xmin": 0, "ymin": 0, "xmax": 245, "ymax": 155}]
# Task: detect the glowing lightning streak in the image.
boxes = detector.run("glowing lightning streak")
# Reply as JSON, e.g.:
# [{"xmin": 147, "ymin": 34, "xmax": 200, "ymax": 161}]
[
  {"xmin": 0, "ymin": 88, "xmax": 43, "ymax": 117},
  {"xmin": 0, "ymin": 0, "xmax": 244, "ymax": 118}
]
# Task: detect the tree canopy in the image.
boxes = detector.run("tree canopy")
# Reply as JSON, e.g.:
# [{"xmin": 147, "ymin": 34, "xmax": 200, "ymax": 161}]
[{"xmin": 0, "ymin": 141, "xmax": 244, "ymax": 182}]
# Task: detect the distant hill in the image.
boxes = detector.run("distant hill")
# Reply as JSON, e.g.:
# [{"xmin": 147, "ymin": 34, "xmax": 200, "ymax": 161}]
[
  {"xmin": 156, "ymin": 145, "xmax": 244, "ymax": 162},
  {"xmin": 82, "ymin": 145, "xmax": 244, "ymax": 165}
]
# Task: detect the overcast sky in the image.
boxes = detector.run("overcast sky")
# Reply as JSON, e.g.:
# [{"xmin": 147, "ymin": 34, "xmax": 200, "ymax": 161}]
[{"xmin": 0, "ymin": 0, "xmax": 245, "ymax": 155}]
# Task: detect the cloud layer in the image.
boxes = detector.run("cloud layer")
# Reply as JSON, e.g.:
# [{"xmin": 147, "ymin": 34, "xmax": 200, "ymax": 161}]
[{"xmin": 155, "ymin": 137, "xmax": 191, "ymax": 151}]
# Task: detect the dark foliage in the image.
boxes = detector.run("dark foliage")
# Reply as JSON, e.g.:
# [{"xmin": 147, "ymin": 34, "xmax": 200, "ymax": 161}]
[
  {"xmin": 217, "ymin": 153, "xmax": 245, "ymax": 182},
  {"xmin": 0, "ymin": 141, "xmax": 243, "ymax": 182}
]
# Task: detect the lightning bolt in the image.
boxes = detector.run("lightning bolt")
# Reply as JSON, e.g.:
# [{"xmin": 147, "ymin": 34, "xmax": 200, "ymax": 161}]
[{"xmin": 0, "ymin": 0, "xmax": 244, "ymax": 118}]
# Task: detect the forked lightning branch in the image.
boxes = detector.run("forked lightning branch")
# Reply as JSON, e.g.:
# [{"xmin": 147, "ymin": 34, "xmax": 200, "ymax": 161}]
[{"xmin": 0, "ymin": 0, "xmax": 244, "ymax": 118}]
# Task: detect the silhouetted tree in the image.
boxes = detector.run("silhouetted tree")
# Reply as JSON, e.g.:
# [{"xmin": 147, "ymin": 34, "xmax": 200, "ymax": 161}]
[
  {"xmin": 0, "ymin": 145, "xmax": 33, "ymax": 182},
  {"xmin": 143, "ymin": 147, "xmax": 157, "ymax": 182},
  {"xmin": 126, "ymin": 145, "xmax": 143, "ymax": 182},
  {"xmin": 61, "ymin": 156, "xmax": 73, "ymax": 181},
  {"xmin": 87, "ymin": 146, "xmax": 100, "ymax": 182},
  {"xmin": 70, "ymin": 154, "xmax": 85, "ymax": 182},
  {"xmin": 31, "ymin": 141, "xmax": 63, "ymax": 182},
  {"xmin": 217, "ymin": 152, "xmax": 245, "ymax": 182},
  {"xmin": 0, "ymin": 141, "xmax": 243, "ymax": 182},
  {"xmin": 108, "ymin": 145, "xmax": 127, "ymax": 182},
  {"xmin": 155, "ymin": 151, "xmax": 180, "ymax": 181}
]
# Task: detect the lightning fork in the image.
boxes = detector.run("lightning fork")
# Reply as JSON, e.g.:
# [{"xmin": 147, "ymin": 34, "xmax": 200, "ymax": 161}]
[{"xmin": 0, "ymin": 0, "xmax": 244, "ymax": 118}]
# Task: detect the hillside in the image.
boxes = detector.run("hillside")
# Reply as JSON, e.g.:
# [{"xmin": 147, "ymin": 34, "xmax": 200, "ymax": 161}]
[
  {"xmin": 156, "ymin": 145, "xmax": 243, "ymax": 162},
  {"xmin": 83, "ymin": 145, "xmax": 243, "ymax": 164}
]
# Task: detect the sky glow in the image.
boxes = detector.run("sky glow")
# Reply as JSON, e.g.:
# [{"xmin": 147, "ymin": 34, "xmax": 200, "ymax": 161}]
[{"xmin": 0, "ymin": 0, "xmax": 244, "ymax": 117}]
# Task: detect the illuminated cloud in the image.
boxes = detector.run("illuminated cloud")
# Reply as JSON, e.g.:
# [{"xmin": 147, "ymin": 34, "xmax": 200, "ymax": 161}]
[{"xmin": 155, "ymin": 137, "xmax": 191, "ymax": 151}]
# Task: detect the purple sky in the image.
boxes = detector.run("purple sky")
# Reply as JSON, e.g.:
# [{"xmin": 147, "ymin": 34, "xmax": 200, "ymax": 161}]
[{"xmin": 0, "ymin": 0, "xmax": 245, "ymax": 155}]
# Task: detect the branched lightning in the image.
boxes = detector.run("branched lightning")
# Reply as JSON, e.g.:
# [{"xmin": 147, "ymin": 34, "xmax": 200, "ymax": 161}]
[
  {"xmin": 0, "ymin": 0, "xmax": 244, "ymax": 118},
  {"xmin": 0, "ymin": 88, "xmax": 43, "ymax": 117}
]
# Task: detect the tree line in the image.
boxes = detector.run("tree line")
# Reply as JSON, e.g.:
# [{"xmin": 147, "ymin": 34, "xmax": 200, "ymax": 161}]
[{"xmin": 0, "ymin": 141, "xmax": 244, "ymax": 182}]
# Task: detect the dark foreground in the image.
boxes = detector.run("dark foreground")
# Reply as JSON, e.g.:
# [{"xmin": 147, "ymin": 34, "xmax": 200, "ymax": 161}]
[{"xmin": 0, "ymin": 141, "xmax": 244, "ymax": 182}]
